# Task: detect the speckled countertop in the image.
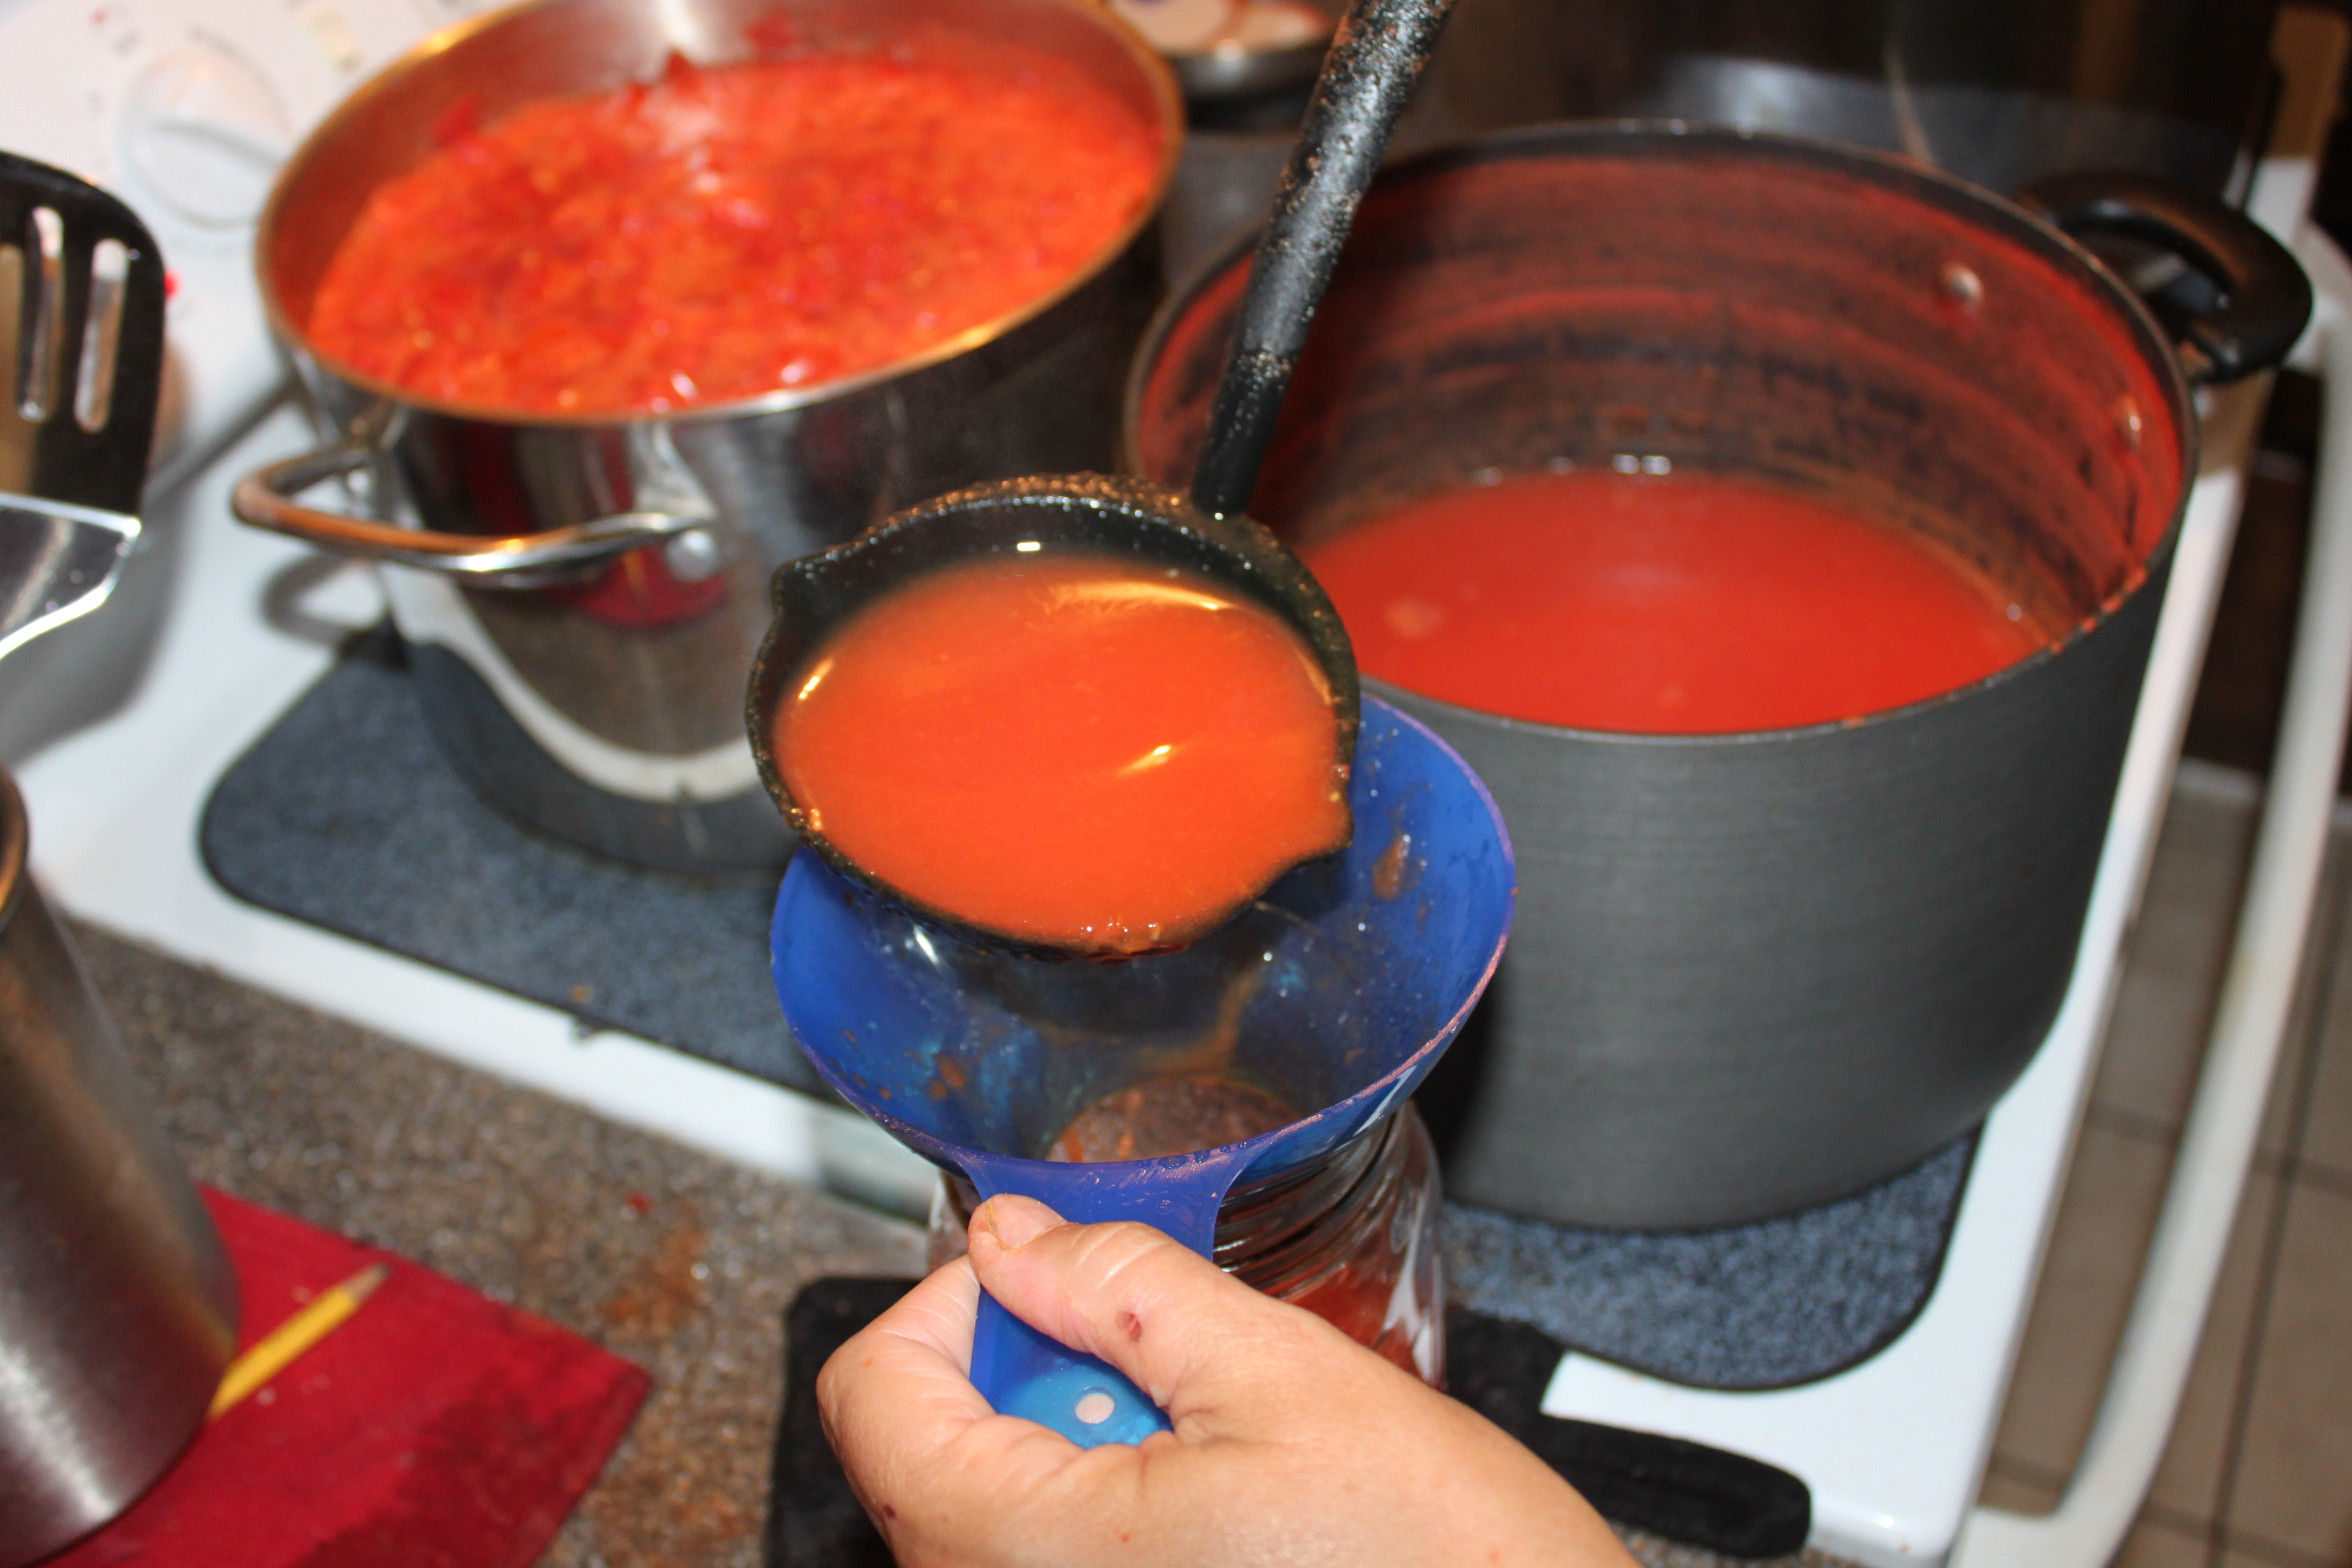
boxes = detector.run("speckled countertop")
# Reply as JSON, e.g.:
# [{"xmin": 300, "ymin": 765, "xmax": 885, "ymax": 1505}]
[{"xmin": 78, "ymin": 919, "xmax": 1857, "ymax": 1568}]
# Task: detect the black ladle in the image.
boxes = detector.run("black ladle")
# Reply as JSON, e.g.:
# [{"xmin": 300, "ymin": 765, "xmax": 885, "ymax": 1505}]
[{"xmin": 745, "ymin": 0, "xmax": 1458, "ymax": 957}]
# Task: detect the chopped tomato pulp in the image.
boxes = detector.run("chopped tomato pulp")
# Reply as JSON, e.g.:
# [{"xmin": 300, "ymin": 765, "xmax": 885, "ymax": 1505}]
[
  {"xmin": 306, "ymin": 49, "xmax": 1162, "ymax": 415},
  {"xmin": 773, "ymin": 552, "xmax": 1350, "ymax": 956}
]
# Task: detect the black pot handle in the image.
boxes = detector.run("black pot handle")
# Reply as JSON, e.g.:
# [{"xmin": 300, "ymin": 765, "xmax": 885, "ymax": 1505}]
[
  {"xmin": 2017, "ymin": 173, "xmax": 2312, "ymax": 385},
  {"xmin": 1445, "ymin": 1310, "xmax": 1812, "ymax": 1557}
]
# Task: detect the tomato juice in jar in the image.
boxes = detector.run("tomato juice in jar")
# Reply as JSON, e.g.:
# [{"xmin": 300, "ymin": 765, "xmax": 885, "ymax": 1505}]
[{"xmin": 930, "ymin": 1102, "xmax": 1448, "ymax": 1385}]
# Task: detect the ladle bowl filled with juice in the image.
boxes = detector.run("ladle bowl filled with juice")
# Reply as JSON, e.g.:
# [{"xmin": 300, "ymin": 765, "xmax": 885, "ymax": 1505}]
[
  {"xmin": 745, "ymin": 474, "xmax": 1362, "ymax": 959},
  {"xmin": 1128, "ymin": 124, "xmax": 2309, "ymax": 1228}
]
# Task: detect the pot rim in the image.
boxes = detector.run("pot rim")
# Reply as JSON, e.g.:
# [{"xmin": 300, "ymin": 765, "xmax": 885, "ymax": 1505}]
[
  {"xmin": 1121, "ymin": 119, "xmax": 2202, "ymax": 748},
  {"xmin": 254, "ymin": 0, "xmax": 1185, "ymax": 432}
]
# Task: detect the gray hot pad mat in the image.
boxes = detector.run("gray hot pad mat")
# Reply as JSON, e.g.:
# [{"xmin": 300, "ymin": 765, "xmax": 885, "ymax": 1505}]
[
  {"xmin": 1441, "ymin": 1134, "xmax": 1975, "ymax": 1391},
  {"xmin": 199, "ymin": 629, "xmax": 820, "ymax": 1097},
  {"xmin": 203, "ymin": 632, "xmax": 1973, "ymax": 1391}
]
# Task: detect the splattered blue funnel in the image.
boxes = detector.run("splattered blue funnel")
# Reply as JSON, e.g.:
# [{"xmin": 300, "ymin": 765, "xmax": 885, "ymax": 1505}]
[{"xmin": 771, "ymin": 697, "xmax": 1512, "ymax": 1445}]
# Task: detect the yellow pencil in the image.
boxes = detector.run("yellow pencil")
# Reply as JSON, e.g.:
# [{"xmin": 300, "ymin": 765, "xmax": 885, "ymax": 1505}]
[{"xmin": 209, "ymin": 1261, "xmax": 390, "ymax": 1418}]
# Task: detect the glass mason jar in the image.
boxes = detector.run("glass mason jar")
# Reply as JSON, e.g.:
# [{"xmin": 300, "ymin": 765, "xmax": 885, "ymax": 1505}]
[{"xmin": 928, "ymin": 1101, "xmax": 1447, "ymax": 1385}]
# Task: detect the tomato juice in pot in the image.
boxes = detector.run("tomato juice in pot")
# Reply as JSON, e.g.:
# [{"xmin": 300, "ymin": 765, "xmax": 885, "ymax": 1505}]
[
  {"xmin": 1304, "ymin": 467, "xmax": 2051, "ymax": 734},
  {"xmin": 1138, "ymin": 139, "xmax": 2187, "ymax": 747}
]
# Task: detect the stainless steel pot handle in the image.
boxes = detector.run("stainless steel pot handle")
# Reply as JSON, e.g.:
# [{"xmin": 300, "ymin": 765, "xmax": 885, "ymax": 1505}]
[{"xmin": 231, "ymin": 443, "xmax": 707, "ymax": 578}]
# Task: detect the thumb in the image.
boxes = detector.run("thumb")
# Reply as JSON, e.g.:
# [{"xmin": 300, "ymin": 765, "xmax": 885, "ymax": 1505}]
[{"xmin": 967, "ymin": 1194, "xmax": 1339, "ymax": 1430}]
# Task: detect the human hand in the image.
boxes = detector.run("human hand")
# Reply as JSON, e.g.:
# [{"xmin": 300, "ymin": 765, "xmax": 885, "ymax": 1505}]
[{"xmin": 818, "ymin": 1194, "xmax": 1637, "ymax": 1568}]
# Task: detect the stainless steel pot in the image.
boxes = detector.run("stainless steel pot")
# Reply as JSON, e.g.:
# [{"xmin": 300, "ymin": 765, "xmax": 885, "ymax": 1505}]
[
  {"xmin": 1127, "ymin": 126, "xmax": 2310, "ymax": 1227},
  {"xmin": 0, "ymin": 771, "xmax": 238, "ymax": 1564},
  {"xmin": 235, "ymin": 0, "xmax": 1183, "ymax": 875}
]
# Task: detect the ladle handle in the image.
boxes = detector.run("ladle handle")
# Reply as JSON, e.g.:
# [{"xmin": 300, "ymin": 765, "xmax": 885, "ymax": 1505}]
[
  {"xmin": 964, "ymin": 1159, "xmax": 1238, "ymax": 1448},
  {"xmin": 1187, "ymin": 0, "xmax": 1457, "ymax": 519}
]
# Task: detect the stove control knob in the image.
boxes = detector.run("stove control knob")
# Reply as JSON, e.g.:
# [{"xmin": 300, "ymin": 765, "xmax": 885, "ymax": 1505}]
[{"xmin": 120, "ymin": 47, "xmax": 291, "ymax": 232}]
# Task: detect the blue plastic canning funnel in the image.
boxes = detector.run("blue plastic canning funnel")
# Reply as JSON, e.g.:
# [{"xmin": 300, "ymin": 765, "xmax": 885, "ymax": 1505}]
[{"xmin": 770, "ymin": 696, "xmax": 1513, "ymax": 1447}]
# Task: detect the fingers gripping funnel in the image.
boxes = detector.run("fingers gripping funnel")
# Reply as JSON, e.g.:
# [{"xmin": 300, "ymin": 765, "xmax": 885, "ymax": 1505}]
[{"xmin": 771, "ymin": 698, "xmax": 1512, "ymax": 1445}]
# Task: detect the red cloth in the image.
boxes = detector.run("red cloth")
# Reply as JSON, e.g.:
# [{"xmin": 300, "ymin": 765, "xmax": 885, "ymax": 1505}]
[{"xmin": 51, "ymin": 1189, "xmax": 651, "ymax": 1568}]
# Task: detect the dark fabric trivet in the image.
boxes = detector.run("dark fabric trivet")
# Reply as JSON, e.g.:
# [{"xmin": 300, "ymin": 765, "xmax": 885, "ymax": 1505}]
[
  {"xmin": 1445, "ymin": 1311, "xmax": 1810, "ymax": 1558},
  {"xmin": 198, "ymin": 628, "xmax": 820, "ymax": 1095},
  {"xmin": 204, "ymin": 638, "xmax": 1970, "ymax": 1393},
  {"xmin": 1442, "ymin": 1133, "xmax": 1977, "ymax": 1391},
  {"xmin": 766, "ymin": 1278, "xmax": 1810, "ymax": 1565},
  {"xmin": 772, "ymin": 1278, "xmax": 916, "ymax": 1568}
]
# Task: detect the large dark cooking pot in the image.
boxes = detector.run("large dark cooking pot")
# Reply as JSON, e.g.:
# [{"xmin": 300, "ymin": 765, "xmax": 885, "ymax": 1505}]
[
  {"xmin": 1127, "ymin": 125, "xmax": 2309, "ymax": 1228},
  {"xmin": 1400, "ymin": 0, "xmax": 2278, "ymax": 201},
  {"xmin": 233, "ymin": 0, "xmax": 1180, "ymax": 875}
]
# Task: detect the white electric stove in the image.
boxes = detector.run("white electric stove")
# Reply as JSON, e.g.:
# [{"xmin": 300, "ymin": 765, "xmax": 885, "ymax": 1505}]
[{"xmin": 5, "ymin": 1, "xmax": 2344, "ymax": 1563}]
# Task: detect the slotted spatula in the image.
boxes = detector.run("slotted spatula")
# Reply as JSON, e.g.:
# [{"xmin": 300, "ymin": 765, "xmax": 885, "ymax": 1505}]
[{"xmin": 0, "ymin": 151, "xmax": 167, "ymax": 665}]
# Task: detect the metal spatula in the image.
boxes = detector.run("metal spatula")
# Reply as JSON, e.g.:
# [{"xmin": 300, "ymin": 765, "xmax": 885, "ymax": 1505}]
[{"xmin": 0, "ymin": 152, "xmax": 166, "ymax": 665}]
